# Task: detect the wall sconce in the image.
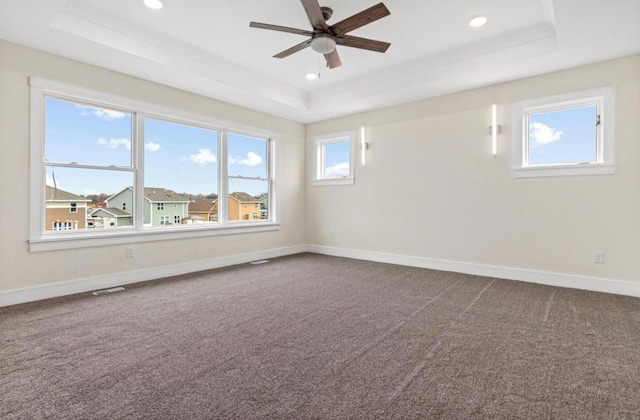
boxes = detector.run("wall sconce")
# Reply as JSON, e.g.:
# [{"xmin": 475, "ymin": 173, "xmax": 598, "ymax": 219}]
[
  {"xmin": 490, "ymin": 104, "xmax": 501, "ymax": 155},
  {"xmin": 360, "ymin": 126, "xmax": 368, "ymax": 166}
]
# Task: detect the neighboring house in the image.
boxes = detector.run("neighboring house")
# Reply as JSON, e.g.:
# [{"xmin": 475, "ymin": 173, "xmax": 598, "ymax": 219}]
[
  {"xmin": 188, "ymin": 198, "xmax": 218, "ymax": 222},
  {"xmin": 88, "ymin": 208, "xmax": 133, "ymax": 228},
  {"xmin": 209, "ymin": 192, "xmax": 261, "ymax": 221},
  {"xmin": 45, "ymin": 186, "xmax": 92, "ymax": 231},
  {"xmin": 230, "ymin": 192, "xmax": 261, "ymax": 221},
  {"xmin": 257, "ymin": 194, "xmax": 269, "ymax": 219},
  {"xmin": 105, "ymin": 187, "xmax": 190, "ymax": 227}
]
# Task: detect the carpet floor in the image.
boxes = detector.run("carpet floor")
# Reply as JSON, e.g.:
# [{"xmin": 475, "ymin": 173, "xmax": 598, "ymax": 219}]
[{"xmin": 1, "ymin": 253, "xmax": 639, "ymax": 419}]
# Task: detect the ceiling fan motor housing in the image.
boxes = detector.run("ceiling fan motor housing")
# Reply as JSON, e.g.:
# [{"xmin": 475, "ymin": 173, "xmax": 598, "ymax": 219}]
[{"xmin": 320, "ymin": 7, "xmax": 333, "ymax": 21}]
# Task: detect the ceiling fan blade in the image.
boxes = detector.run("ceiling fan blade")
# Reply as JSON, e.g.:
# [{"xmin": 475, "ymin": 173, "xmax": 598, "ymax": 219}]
[
  {"xmin": 250, "ymin": 22, "xmax": 314, "ymax": 36},
  {"xmin": 324, "ymin": 50, "xmax": 342, "ymax": 69},
  {"xmin": 329, "ymin": 3, "xmax": 390, "ymax": 36},
  {"xmin": 336, "ymin": 35, "xmax": 390, "ymax": 53},
  {"xmin": 274, "ymin": 39, "xmax": 313, "ymax": 59},
  {"xmin": 300, "ymin": 0, "xmax": 329, "ymax": 32}
]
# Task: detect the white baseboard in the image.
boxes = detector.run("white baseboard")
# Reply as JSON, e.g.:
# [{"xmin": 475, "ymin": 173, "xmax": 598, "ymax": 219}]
[
  {"xmin": 3, "ymin": 244, "xmax": 638, "ymax": 307},
  {"xmin": 0, "ymin": 245, "xmax": 307, "ymax": 307},
  {"xmin": 306, "ymin": 245, "xmax": 640, "ymax": 298}
]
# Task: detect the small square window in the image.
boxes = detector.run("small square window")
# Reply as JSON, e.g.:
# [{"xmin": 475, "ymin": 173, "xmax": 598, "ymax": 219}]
[
  {"xmin": 69, "ymin": 202, "xmax": 77, "ymax": 213},
  {"xmin": 157, "ymin": 203, "xmax": 164, "ymax": 210},
  {"xmin": 313, "ymin": 131, "xmax": 356, "ymax": 186},
  {"xmin": 513, "ymin": 87, "xmax": 615, "ymax": 178}
]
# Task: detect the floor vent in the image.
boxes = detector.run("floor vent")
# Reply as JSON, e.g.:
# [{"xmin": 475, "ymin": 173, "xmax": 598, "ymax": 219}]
[
  {"xmin": 92, "ymin": 287, "xmax": 125, "ymax": 296},
  {"xmin": 250, "ymin": 260, "xmax": 270, "ymax": 265}
]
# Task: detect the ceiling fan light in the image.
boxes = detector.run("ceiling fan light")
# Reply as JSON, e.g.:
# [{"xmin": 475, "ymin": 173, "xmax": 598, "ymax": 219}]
[{"xmin": 311, "ymin": 36, "xmax": 336, "ymax": 54}]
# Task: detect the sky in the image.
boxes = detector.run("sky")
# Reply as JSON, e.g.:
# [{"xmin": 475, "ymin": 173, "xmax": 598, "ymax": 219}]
[
  {"xmin": 323, "ymin": 140, "xmax": 350, "ymax": 178},
  {"xmin": 45, "ymin": 97, "xmax": 269, "ymax": 198},
  {"xmin": 528, "ymin": 105, "xmax": 597, "ymax": 165}
]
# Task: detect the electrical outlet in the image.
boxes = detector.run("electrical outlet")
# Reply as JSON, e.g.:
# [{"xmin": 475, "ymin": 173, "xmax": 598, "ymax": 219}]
[
  {"xmin": 328, "ymin": 230, "xmax": 334, "ymax": 239},
  {"xmin": 593, "ymin": 251, "xmax": 604, "ymax": 264},
  {"xmin": 126, "ymin": 246, "xmax": 135, "ymax": 258}
]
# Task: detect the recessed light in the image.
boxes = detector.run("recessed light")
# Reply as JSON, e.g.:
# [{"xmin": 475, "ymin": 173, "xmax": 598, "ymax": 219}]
[
  {"xmin": 469, "ymin": 16, "xmax": 488, "ymax": 28},
  {"xmin": 144, "ymin": 0, "xmax": 164, "ymax": 10},
  {"xmin": 306, "ymin": 73, "xmax": 319, "ymax": 80}
]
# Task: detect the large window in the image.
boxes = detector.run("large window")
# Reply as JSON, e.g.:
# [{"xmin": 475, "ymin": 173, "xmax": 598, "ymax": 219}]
[
  {"xmin": 313, "ymin": 131, "xmax": 355, "ymax": 185},
  {"xmin": 30, "ymin": 78, "xmax": 276, "ymax": 251},
  {"xmin": 513, "ymin": 87, "xmax": 615, "ymax": 178}
]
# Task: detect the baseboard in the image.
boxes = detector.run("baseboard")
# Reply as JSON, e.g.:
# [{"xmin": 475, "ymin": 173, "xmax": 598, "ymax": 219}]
[
  {"xmin": 306, "ymin": 245, "xmax": 640, "ymax": 298},
  {"xmin": 4, "ymin": 244, "xmax": 638, "ymax": 307},
  {"xmin": 0, "ymin": 245, "xmax": 307, "ymax": 307}
]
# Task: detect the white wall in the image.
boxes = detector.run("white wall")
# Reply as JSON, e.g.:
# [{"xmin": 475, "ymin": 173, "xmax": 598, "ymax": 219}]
[
  {"xmin": 0, "ymin": 41, "xmax": 306, "ymax": 299},
  {"xmin": 306, "ymin": 55, "xmax": 640, "ymax": 287}
]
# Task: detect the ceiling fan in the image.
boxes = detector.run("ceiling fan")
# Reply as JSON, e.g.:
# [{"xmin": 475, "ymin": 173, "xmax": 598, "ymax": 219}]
[{"xmin": 249, "ymin": 0, "xmax": 391, "ymax": 69}]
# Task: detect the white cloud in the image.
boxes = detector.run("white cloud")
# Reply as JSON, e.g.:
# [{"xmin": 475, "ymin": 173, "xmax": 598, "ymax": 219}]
[
  {"xmin": 325, "ymin": 162, "xmax": 350, "ymax": 178},
  {"xmin": 145, "ymin": 142, "xmax": 161, "ymax": 152},
  {"xmin": 77, "ymin": 105, "xmax": 127, "ymax": 121},
  {"xmin": 188, "ymin": 148, "xmax": 217, "ymax": 164},
  {"xmin": 97, "ymin": 138, "xmax": 131, "ymax": 150},
  {"xmin": 235, "ymin": 152, "xmax": 262, "ymax": 167},
  {"xmin": 530, "ymin": 122, "xmax": 563, "ymax": 145}
]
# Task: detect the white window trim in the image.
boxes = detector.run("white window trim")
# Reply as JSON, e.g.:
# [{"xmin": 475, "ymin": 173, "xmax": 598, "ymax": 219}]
[
  {"xmin": 512, "ymin": 87, "xmax": 616, "ymax": 178},
  {"xmin": 29, "ymin": 77, "xmax": 278, "ymax": 252},
  {"xmin": 313, "ymin": 131, "xmax": 356, "ymax": 186}
]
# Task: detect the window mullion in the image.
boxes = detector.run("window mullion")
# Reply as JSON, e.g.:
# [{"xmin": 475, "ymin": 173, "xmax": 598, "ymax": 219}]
[
  {"xmin": 268, "ymin": 138, "xmax": 275, "ymax": 222},
  {"xmin": 596, "ymin": 103, "xmax": 603, "ymax": 163},
  {"xmin": 219, "ymin": 130, "xmax": 229, "ymax": 224},
  {"xmin": 134, "ymin": 112, "xmax": 145, "ymax": 231},
  {"xmin": 523, "ymin": 115, "xmax": 530, "ymax": 167}
]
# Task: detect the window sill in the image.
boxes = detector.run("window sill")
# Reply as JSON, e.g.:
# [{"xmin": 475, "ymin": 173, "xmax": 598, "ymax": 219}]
[
  {"xmin": 513, "ymin": 163, "xmax": 616, "ymax": 178},
  {"xmin": 313, "ymin": 178, "xmax": 355, "ymax": 186},
  {"xmin": 28, "ymin": 222, "xmax": 280, "ymax": 252}
]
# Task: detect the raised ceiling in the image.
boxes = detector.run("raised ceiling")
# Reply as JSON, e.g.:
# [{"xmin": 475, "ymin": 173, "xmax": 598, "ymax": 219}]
[{"xmin": 1, "ymin": 0, "xmax": 639, "ymax": 123}]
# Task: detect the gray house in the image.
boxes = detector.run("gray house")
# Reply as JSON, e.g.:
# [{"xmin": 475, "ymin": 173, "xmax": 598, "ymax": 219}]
[{"xmin": 88, "ymin": 207, "xmax": 133, "ymax": 228}]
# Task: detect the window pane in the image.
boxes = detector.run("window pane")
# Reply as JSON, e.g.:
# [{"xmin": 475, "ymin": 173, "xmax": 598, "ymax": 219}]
[
  {"xmin": 45, "ymin": 167, "xmax": 134, "ymax": 231},
  {"xmin": 144, "ymin": 118, "xmax": 218, "ymax": 227},
  {"xmin": 45, "ymin": 97, "xmax": 132, "ymax": 167},
  {"xmin": 528, "ymin": 105, "xmax": 597, "ymax": 166},
  {"xmin": 323, "ymin": 141, "xmax": 350, "ymax": 178},
  {"xmin": 228, "ymin": 179, "xmax": 268, "ymax": 221},
  {"xmin": 228, "ymin": 133, "xmax": 268, "ymax": 178}
]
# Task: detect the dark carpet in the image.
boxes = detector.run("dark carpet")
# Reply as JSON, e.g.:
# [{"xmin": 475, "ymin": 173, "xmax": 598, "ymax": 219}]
[{"xmin": 1, "ymin": 253, "xmax": 639, "ymax": 419}]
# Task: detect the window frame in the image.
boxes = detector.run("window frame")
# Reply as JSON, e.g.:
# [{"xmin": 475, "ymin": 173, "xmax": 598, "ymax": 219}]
[
  {"xmin": 313, "ymin": 131, "xmax": 356, "ymax": 186},
  {"xmin": 512, "ymin": 87, "xmax": 616, "ymax": 178},
  {"xmin": 29, "ymin": 77, "xmax": 278, "ymax": 252}
]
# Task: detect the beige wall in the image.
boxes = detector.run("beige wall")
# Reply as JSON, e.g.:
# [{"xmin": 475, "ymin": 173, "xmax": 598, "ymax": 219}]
[
  {"xmin": 306, "ymin": 55, "xmax": 640, "ymax": 283},
  {"xmin": 0, "ymin": 40, "xmax": 306, "ymax": 293},
  {"xmin": 1, "ymin": 38, "xmax": 638, "ymax": 298}
]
